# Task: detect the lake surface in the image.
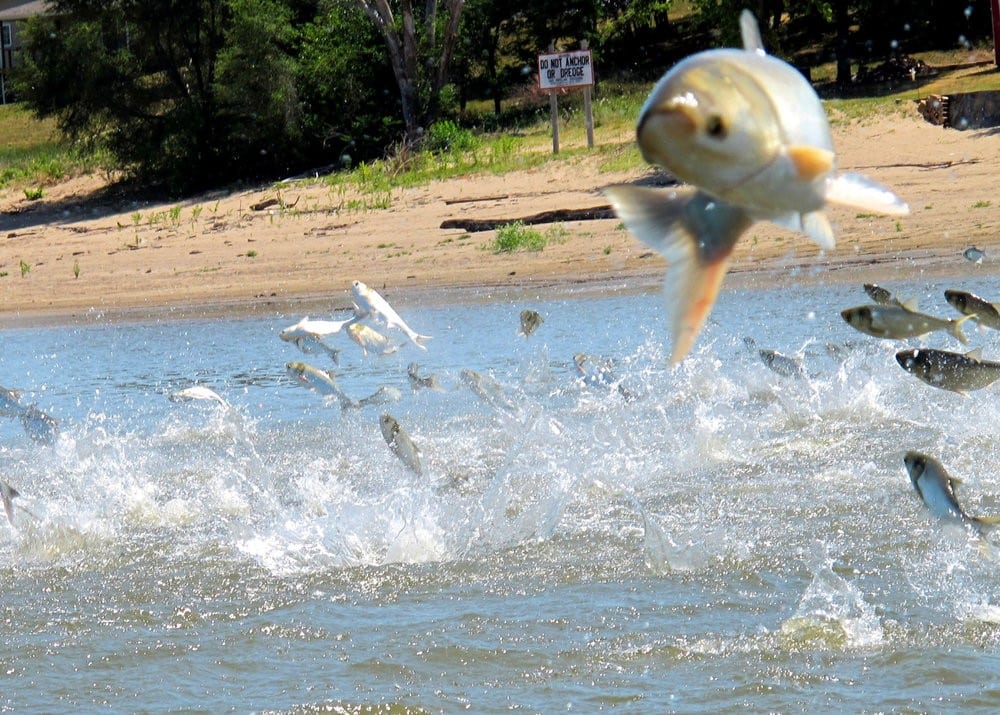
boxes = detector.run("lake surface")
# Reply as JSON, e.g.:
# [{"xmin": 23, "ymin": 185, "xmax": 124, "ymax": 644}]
[{"xmin": 4, "ymin": 275, "xmax": 1000, "ymax": 713}]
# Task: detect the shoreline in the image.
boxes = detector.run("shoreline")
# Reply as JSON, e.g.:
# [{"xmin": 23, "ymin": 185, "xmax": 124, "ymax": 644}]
[{"xmin": 2, "ymin": 113, "xmax": 999, "ymax": 327}]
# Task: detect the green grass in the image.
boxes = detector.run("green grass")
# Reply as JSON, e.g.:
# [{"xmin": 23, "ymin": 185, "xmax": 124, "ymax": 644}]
[
  {"xmin": 491, "ymin": 221, "xmax": 548, "ymax": 253},
  {"xmin": 0, "ymin": 104, "xmax": 102, "ymax": 190}
]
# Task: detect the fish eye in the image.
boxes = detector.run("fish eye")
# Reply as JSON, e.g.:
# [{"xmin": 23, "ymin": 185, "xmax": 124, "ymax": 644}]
[{"xmin": 705, "ymin": 114, "xmax": 727, "ymax": 139}]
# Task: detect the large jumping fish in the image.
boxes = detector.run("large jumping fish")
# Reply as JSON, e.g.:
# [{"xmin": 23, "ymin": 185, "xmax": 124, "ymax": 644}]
[{"xmin": 603, "ymin": 10, "xmax": 907, "ymax": 364}]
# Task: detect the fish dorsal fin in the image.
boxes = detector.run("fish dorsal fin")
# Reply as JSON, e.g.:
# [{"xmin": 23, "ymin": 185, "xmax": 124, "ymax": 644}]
[
  {"xmin": 787, "ymin": 146, "xmax": 835, "ymax": 181},
  {"xmin": 967, "ymin": 347, "xmax": 984, "ymax": 361},
  {"xmin": 739, "ymin": 10, "xmax": 766, "ymax": 55},
  {"xmin": 900, "ymin": 298, "xmax": 920, "ymax": 312},
  {"xmin": 825, "ymin": 172, "xmax": 910, "ymax": 216}
]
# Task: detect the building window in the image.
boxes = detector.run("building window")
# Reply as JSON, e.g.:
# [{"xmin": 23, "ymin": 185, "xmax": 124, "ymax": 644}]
[{"xmin": 1, "ymin": 24, "xmax": 10, "ymax": 49}]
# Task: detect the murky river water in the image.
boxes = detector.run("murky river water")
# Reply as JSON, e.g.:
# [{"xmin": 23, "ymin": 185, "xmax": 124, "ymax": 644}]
[{"xmin": 3, "ymin": 275, "xmax": 1000, "ymax": 713}]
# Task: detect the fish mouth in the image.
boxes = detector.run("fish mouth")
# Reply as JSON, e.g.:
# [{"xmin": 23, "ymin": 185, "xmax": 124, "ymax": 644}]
[{"xmin": 638, "ymin": 98, "xmax": 699, "ymax": 144}]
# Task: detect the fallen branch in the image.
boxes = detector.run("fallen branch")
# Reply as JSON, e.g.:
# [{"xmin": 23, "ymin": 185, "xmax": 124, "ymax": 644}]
[{"xmin": 441, "ymin": 205, "xmax": 617, "ymax": 232}]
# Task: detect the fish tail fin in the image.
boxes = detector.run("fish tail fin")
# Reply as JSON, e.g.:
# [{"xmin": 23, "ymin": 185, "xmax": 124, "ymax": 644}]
[
  {"xmin": 952, "ymin": 314, "xmax": 973, "ymax": 345},
  {"xmin": 413, "ymin": 334, "xmax": 432, "ymax": 350},
  {"xmin": 974, "ymin": 515, "xmax": 1000, "ymax": 537},
  {"xmin": 603, "ymin": 185, "xmax": 752, "ymax": 364}
]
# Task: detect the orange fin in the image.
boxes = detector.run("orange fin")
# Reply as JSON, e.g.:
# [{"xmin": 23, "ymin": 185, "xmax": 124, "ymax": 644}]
[
  {"xmin": 602, "ymin": 186, "xmax": 751, "ymax": 364},
  {"xmin": 787, "ymin": 145, "xmax": 834, "ymax": 181}
]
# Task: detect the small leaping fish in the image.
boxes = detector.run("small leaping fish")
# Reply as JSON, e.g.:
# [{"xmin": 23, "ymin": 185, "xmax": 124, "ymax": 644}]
[
  {"xmin": 285, "ymin": 361, "xmax": 359, "ymax": 410},
  {"xmin": 279, "ymin": 314, "xmax": 360, "ymax": 341},
  {"xmin": 348, "ymin": 323, "xmax": 403, "ymax": 357},
  {"xmin": 407, "ymin": 363, "xmax": 444, "ymax": 392},
  {"xmin": 351, "ymin": 280, "xmax": 431, "ymax": 350},
  {"xmin": 519, "ymin": 309, "xmax": 544, "ymax": 337},
  {"xmin": 603, "ymin": 10, "xmax": 907, "ymax": 364},
  {"xmin": 944, "ymin": 289, "xmax": 1000, "ymax": 331},
  {"xmin": 903, "ymin": 451, "xmax": 1000, "ymax": 535},
  {"xmin": 379, "ymin": 413, "xmax": 423, "ymax": 476},
  {"xmin": 841, "ymin": 303, "xmax": 970, "ymax": 343},
  {"xmin": 168, "ymin": 385, "xmax": 230, "ymax": 409},
  {"xmin": 1, "ymin": 479, "xmax": 19, "ymax": 526},
  {"xmin": 964, "ymin": 246, "xmax": 986, "ymax": 265}
]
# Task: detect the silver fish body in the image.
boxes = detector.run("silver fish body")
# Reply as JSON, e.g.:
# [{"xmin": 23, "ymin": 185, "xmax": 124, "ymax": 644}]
[
  {"xmin": 286, "ymin": 361, "xmax": 359, "ymax": 409},
  {"xmin": 519, "ymin": 309, "xmax": 544, "ymax": 337},
  {"xmin": 0, "ymin": 387, "xmax": 23, "ymax": 417},
  {"xmin": 896, "ymin": 347, "xmax": 1000, "ymax": 395},
  {"xmin": 945, "ymin": 289, "xmax": 1000, "ymax": 331},
  {"xmin": 351, "ymin": 280, "xmax": 430, "ymax": 350},
  {"xmin": 964, "ymin": 246, "xmax": 986, "ymax": 264},
  {"xmin": 759, "ymin": 349, "xmax": 806, "ymax": 378},
  {"xmin": 841, "ymin": 304, "xmax": 969, "ymax": 343},
  {"xmin": 20, "ymin": 406, "xmax": 58, "ymax": 445},
  {"xmin": 903, "ymin": 451, "xmax": 997, "ymax": 533},
  {"xmin": 348, "ymin": 323, "xmax": 402, "ymax": 357},
  {"xmin": 169, "ymin": 385, "xmax": 230, "ymax": 408},
  {"xmin": 603, "ymin": 10, "xmax": 907, "ymax": 364},
  {"xmin": 407, "ymin": 363, "xmax": 444, "ymax": 392},
  {"xmin": 863, "ymin": 283, "xmax": 901, "ymax": 306},
  {"xmin": 0, "ymin": 479, "xmax": 19, "ymax": 526},
  {"xmin": 379, "ymin": 413, "xmax": 423, "ymax": 476}
]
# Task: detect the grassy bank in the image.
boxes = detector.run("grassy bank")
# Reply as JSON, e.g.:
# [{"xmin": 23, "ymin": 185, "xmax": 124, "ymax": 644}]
[{"xmin": 1, "ymin": 50, "xmax": 996, "ymax": 203}]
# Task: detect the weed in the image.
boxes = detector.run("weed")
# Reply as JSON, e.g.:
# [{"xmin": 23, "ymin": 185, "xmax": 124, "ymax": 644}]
[
  {"xmin": 895, "ymin": 220, "xmax": 903, "ymax": 232},
  {"xmin": 246, "ymin": 250, "xmax": 258, "ymax": 258},
  {"xmin": 973, "ymin": 200, "xmax": 991, "ymax": 208},
  {"xmin": 23, "ymin": 187, "xmax": 43, "ymax": 200},
  {"xmin": 491, "ymin": 221, "xmax": 547, "ymax": 253},
  {"xmin": 19, "ymin": 260, "xmax": 30, "ymax": 277},
  {"xmin": 603, "ymin": 245, "xmax": 612, "ymax": 255},
  {"xmin": 73, "ymin": 260, "xmax": 80, "ymax": 278},
  {"xmin": 169, "ymin": 205, "xmax": 182, "ymax": 224},
  {"xmin": 131, "ymin": 212, "xmax": 142, "ymax": 226}
]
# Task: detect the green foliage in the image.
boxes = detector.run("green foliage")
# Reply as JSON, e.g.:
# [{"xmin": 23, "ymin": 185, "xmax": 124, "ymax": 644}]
[
  {"xmin": 23, "ymin": 187, "xmax": 44, "ymax": 200},
  {"xmin": 426, "ymin": 120, "xmax": 480, "ymax": 155},
  {"xmin": 491, "ymin": 222, "xmax": 547, "ymax": 253}
]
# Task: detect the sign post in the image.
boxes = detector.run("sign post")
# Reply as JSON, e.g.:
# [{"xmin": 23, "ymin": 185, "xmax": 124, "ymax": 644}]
[{"xmin": 537, "ymin": 45, "xmax": 595, "ymax": 154}]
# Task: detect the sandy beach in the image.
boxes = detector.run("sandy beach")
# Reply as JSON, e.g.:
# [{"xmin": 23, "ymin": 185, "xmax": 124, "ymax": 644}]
[{"xmin": 1, "ymin": 110, "xmax": 998, "ymax": 325}]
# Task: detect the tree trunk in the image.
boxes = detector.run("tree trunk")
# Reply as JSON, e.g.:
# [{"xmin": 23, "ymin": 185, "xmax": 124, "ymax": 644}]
[{"xmin": 834, "ymin": 0, "xmax": 852, "ymax": 87}]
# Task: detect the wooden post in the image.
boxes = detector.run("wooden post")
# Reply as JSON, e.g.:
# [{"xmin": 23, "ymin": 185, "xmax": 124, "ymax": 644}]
[
  {"xmin": 549, "ymin": 91, "xmax": 560, "ymax": 154},
  {"xmin": 581, "ymin": 40, "xmax": 594, "ymax": 149},
  {"xmin": 992, "ymin": 0, "xmax": 1000, "ymax": 67},
  {"xmin": 547, "ymin": 43, "xmax": 559, "ymax": 154}
]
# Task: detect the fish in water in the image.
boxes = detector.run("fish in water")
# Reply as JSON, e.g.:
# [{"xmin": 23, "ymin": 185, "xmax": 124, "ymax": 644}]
[
  {"xmin": 351, "ymin": 280, "xmax": 431, "ymax": 350},
  {"xmin": 964, "ymin": 246, "xmax": 986, "ymax": 265},
  {"xmin": 0, "ymin": 386, "xmax": 23, "ymax": 417},
  {"xmin": 168, "ymin": 385, "xmax": 230, "ymax": 408},
  {"xmin": 944, "ymin": 289, "xmax": 1000, "ymax": 331},
  {"xmin": 1, "ymin": 479, "xmax": 19, "ymax": 526},
  {"xmin": 379, "ymin": 413, "xmax": 423, "ymax": 476},
  {"xmin": 407, "ymin": 363, "xmax": 444, "ymax": 392},
  {"xmin": 460, "ymin": 368, "xmax": 517, "ymax": 412},
  {"xmin": 285, "ymin": 361, "xmax": 359, "ymax": 410},
  {"xmin": 348, "ymin": 323, "xmax": 403, "ymax": 357},
  {"xmin": 574, "ymin": 353, "xmax": 639, "ymax": 402},
  {"xmin": 841, "ymin": 303, "xmax": 970, "ymax": 344},
  {"xmin": 602, "ymin": 10, "xmax": 907, "ymax": 364},
  {"xmin": 895, "ymin": 347, "xmax": 1000, "ymax": 395},
  {"xmin": 863, "ymin": 283, "xmax": 903, "ymax": 307},
  {"xmin": 759, "ymin": 349, "xmax": 806, "ymax": 379},
  {"xmin": 903, "ymin": 451, "xmax": 1000, "ymax": 534},
  {"xmin": 519, "ymin": 309, "xmax": 544, "ymax": 337},
  {"xmin": 19, "ymin": 406, "xmax": 58, "ymax": 445}
]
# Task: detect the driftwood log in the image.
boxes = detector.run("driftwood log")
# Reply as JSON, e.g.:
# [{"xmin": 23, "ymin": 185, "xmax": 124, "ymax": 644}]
[{"xmin": 440, "ymin": 205, "xmax": 617, "ymax": 233}]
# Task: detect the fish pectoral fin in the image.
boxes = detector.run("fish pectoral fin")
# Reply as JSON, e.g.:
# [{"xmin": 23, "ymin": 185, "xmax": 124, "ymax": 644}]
[
  {"xmin": 787, "ymin": 146, "xmax": 835, "ymax": 181},
  {"xmin": 825, "ymin": 172, "xmax": 910, "ymax": 216},
  {"xmin": 603, "ymin": 185, "xmax": 751, "ymax": 364},
  {"xmin": 801, "ymin": 211, "xmax": 835, "ymax": 251},
  {"xmin": 967, "ymin": 347, "xmax": 984, "ymax": 361}
]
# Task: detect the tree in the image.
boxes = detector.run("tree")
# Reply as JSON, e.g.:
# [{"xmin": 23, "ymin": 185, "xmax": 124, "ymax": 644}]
[
  {"xmin": 14, "ymin": 0, "xmax": 326, "ymax": 190},
  {"xmin": 351, "ymin": 0, "xmax": 466, "ymax": 145}
]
